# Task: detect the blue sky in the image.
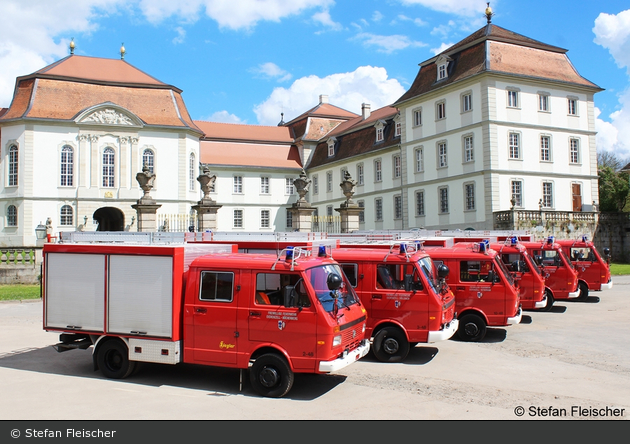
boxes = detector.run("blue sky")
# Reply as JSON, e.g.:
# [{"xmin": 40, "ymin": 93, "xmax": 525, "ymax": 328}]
[{"xmin": 1, "ymin": 0, "xmax": 629, "ymax": 159}]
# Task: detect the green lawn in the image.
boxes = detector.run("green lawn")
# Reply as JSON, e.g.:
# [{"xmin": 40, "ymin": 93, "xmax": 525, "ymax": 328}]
[
  {"xmin": 610, "ymin": 263, "xmax": 630, "ymax": 276},
  {"xmin": 0, "ymin": 284, "xmax": 41, "ymax": 301}
]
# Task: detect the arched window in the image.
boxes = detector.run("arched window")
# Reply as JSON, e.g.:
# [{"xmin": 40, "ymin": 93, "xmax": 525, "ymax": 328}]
[
  {"xmin": 60, "ymin": 205, "xmax": 73, "ymax": 226},
  {"xmin": 142, "ymin": 149, "xmax": 155, "ymax": 174},
  {"xmin": 6, "ymin": 205, "xmax": 17, "ymax": 227},
  {"xmin": 8, "ymin": 145, "xmax": 18, "ymax": 186},
  {"xmin": 189, "ymin": 153, "xmax": 196, "ymax": 191},
  {"xmin": 60, "ymin": 145, "xmax": 74, "ymax": 186},
  {"xmin": 103, "ymin": 147, "xmax": 115, "ymax": 187}
]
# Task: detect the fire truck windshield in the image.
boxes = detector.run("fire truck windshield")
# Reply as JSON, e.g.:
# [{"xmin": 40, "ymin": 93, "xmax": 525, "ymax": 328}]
[
  {"xmin": 524, "ymin": 251, "xmax": 541, "ymax": 275},
  {"xmin": 494, "ymin": 256, "xmax": 515, "ymax": 286},
  {"xmin": 417, "ymin": 256, "xmax": 438, "ymax": 293},
  {"xmin": 306, "ymin": 264, "xmax": 359, "ymax": 314},
  {"xmin": 559, "ymin": 248, "xmax": 575, "ymax": 270}
]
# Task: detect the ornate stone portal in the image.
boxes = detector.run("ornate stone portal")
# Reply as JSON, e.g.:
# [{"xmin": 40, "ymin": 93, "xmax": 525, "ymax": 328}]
[
  {"xmin": 131, "ymin": 164, "xmax": 161, "ymax": 232},
  {"xmin": 290, "ymin": 169, "xmax": 316, "ymax": 232},
  {"xmin": 192, "ymin": 166, "xmax": 222, "ymax": 232}
]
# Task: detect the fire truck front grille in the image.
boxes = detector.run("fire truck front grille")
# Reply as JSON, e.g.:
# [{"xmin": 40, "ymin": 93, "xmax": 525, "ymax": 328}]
[{"xmin": 341, "ymin": 328, "xmax": 362, "ymax": 351}]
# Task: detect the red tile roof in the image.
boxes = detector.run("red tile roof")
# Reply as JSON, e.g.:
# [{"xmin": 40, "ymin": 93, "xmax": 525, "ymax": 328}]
[
  {"xmin": 200, "ymin": 140, "xmax": 302, "ymax": 169},
  {"xmin": 195, "ymin": 120, "xmax": 294, "ymax": 143}
]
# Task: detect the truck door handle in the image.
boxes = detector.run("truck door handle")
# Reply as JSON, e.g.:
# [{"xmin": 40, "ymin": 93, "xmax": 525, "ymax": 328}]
[
  {"xmin": 372, "ymin": 294, "xmax": 382, "ymax": 300},
  {"xmin": 250, "ymin": 311, "xmax": 261, "ymax": 317},
  {"xmin": 195, "ymin": 307, "xmax": 207, "ymax": 314},
  {"xmin": 456, "ymin": 287, "xmax": 465, "ymax": 291}
]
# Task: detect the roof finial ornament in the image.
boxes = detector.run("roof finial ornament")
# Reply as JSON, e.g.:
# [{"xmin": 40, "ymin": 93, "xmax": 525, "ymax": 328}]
[
  {"xmin": 69, "ymin": 38, "xmax": 75, "ymax": 55},
  {"xmin": 485, "ymin": 2, "xmax": 494, "ymax": 24},
  {"xmin": 120, "ymin": 42, "xmax": 126, "ymax": 60},
  {"xmin": 278, "ymin": 112, "xmax": 285, "ymax": 126}
]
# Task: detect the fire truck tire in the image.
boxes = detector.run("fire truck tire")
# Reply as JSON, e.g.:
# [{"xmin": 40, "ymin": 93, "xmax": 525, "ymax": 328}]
[
  {"xmin": 540, "ymin": 289, "xmax": 554, "ymax": 312},
  {"xmin": 250, "ymin": 353, "xmax": 294, "ymax": 398},
  {"xmin": 577, "ymin": 282, "xmax": 589, "ymax": 301},
  {"xmin": 96, "ymin": 339, "xmax": 136, "ymax": 379},
  {"xmin": 372, "ymin": 327, "xmax": 410, "ymax": 362},
  {"xmin": 457, "ymin": 313, "xmax": 486, "ymax": 342}
]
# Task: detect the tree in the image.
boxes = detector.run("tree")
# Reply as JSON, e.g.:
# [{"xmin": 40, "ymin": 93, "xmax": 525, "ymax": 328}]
[
  {"xmin": 597, "ymin": 150, "xmax": 625, "ymax": 170},
  {"xmin": 598, "ymin": 166, "xmax": 629, "ymax": 212}
]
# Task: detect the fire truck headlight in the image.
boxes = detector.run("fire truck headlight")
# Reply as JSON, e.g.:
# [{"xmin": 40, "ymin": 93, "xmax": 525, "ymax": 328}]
[
  {"xmin": 362, "ymin": 323, "xmax": 366, "ymax": 333},
  {"xmin": 333, "ymin": 335, "xmax": 342, "ymax": 347}
]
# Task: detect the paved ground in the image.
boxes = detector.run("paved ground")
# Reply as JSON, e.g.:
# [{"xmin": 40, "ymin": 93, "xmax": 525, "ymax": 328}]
[{"xmin": 1, "ymin": 276, "xmax": 629, "ymax": 421}]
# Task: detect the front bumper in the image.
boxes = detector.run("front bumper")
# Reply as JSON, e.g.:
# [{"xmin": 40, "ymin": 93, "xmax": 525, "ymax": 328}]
[
  {"xmin": 601, "ymin": 279, "xmax": 613, "ymax": 291},
  {"xmin": 567, "ymin": 288, "xmax": 580, "ymax": 299},
  {"xmin": 428, "ymin": 319, "xmax": 459, "ymax": 343},
  {"xmin": 318, "ymin": 339, "xmax": 370, "ymax": 373},
  {"xmin": 507, "ymin": 306, "xmax": 522, "ymax": 325},
  {"xmin": 534, "ymin": 296, "xmax": 547, "ymax": 309}
]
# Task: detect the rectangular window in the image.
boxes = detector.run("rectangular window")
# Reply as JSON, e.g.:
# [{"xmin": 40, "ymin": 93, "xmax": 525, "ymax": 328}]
[
  {"xmin": 376, "ymin": 127, "xmax": 384, "ymax": 142},
  {"xmin": 507, "ymin": 90, "xmax": 519, "ymax": 108},
  {"xmin": 438, "ymin": 142, "xmax": 447, "ymax": 168},
  {"xmin": 326, "ymin": 205, "xmax": 333, "ymax": 217},
  {"xmin": 568, "ymin": 98, "xmax": 578, "ymax": 115},
  {"xmin": 328, "ymin": 141, "xmax": 335, "ymax": 157},
  {"xmin": 199, "ymin": 271, "xmax": 234, "ymax": 302},
  {"xmin": 415, "ymin": 190, "xmax": 425, "ymax": 216},
  {"xmin": 395, "ymin": 121, "xmax": 402, "ymax": 137},
  {"xmin": 465, "ymin": 183, "xmax": 475, "ymax": 211},
  {"xmin": 542, "ymin": 182, "xmax": 553, "ymax": 208},
  {"xmin": 462, "ymin": 93, "xmax": 472, "ymax": 112},
  {"xmin": 509, "ymin": 133, "xmax": 520, "ymax": 159},
  {"xmin": 357, "ymin": 164, "xmax": 364, "ymax": 185},
  {"xmin": 102, "ymin": 148, "xmax": 115, "ymax": 188},
  {"xmin": 394, "ymin": 195, "xmax": 402, "ymax": 219},
  {"xmin": 439, "ymin": 187, "xmax": 448, "ymax": 214},
  {"xmin": 464, "ymin": 136, "xmax": 474, "ymax": 162},
  {"xmin": 233, "ymin": 209, "xmax": 243, "ymax": 228},
  {"xmin": 286, "ymin": 209, "xmax": 293, "ymax": 228},
  {"xmin": 285, "ymin": 178, "xmax": 294, "ymax": 195},
  {"xmin": 260, "ymin": 176, "xmax": 269, "ymax": 194},
  {"xmin": 438, "ymin": 64, "xmax": 447, "ymax": 80},
  {"xmin": 233, "ymin": 176, "xmax": 243, "ymax": 193},
  {"xmin": 261, "ymin": 209, "xmax": 270, "ymax": 228},
  {"xmin": 540, "ymin": 136, "xmax": 551, "ymax": 161},
  {"xmin": 313, "ymin": 175, "xmax": 318, "ymax": 194},
  {"xmin": 539, "ymin": 94, "xmax": 549, "ymax": 112},
  {"xmin": 8, "ymin": 146, "xmax": 18, "ymax": 187},
  {"xmin": 570, "ymin": 139, "xmax": 580, "ymax": 164},
  {"xmin": 436, "ymin": 101, "xmax": 446, "ymax": 120},
  {"xmin": 60, "ymin": 146, "xmax": 74, "ymax": 187},
  {"xmin": 393, "ymin": 155, "xmax": 401, "ymax": 179},
  {"xmin": 511, "ymin": 180, "xmax": 522, "ymax": 207},
  {"xmin": 413, "ymin": 109, "xmax": 422, "ymax": 126},
  {"xmin": 375, "ymin": 160, "xmax": 382, "ymax": 182},
  {"xmin": 375, "ymin": 198, "xmax": 383, "ymax": 221},
  {"xmin": 326, "ymin": 171, "xmax": 332, "ymax": 192},
  {"xmin": 415, "ymin": 147, "xmax": 424, "ymax": 172},
  {"xmin": 358, "ymin": 200, "xmax": 365, "ymax": 223}
]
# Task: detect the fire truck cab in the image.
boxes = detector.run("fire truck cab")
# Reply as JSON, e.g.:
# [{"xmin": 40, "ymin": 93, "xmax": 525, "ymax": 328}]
[
  {"xmin": 425, "ymin": 240, "xmax": 522, "ymax": 342},
  {"xmin": 43, "ymin": 232, "xmax": 370, "ymax": 398},
  {"xmin": 556, "ymin": 236, "xmax": 613, "ymax": 294},
  {"xmin": 331, "ymin": 242, "xmax": 458, "ymax": 362}
]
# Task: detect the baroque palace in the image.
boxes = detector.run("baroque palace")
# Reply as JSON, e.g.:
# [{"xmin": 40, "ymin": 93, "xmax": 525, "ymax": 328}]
[{"xmin": 0, "ymin": 12, "xmax": 602, "ymax": 247}]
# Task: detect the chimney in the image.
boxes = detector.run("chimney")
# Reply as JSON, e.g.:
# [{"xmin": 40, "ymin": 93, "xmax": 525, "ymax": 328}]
[
  {"xmin": 362, "ymin": 103, "xmax": 371, "ymax": 120},
  {"xmin": 319, "ymin": 94, "xmax": 329, "ymax": 104}
]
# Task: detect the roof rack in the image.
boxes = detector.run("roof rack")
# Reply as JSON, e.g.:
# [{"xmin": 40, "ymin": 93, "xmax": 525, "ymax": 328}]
[
  {"xmin": 58, "ymin": 231, "xmax": 188, "ymax": 245},
  {"xmin": 271, "ymin": 244, "xmax": 332, "ymax": 271},
  {"xmin": 382, "ymin": 240, "xmax": 425, "ymax": 262}
]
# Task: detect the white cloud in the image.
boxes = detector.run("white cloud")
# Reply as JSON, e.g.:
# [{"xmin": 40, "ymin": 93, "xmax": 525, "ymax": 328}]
[
  {"xmin": 395, "ymin": 14, "xmax": 427, "ymax": 27},
  {"xmin": 312, "ymin": 8, "xmax": 343, "ymax": 31},
  {"xmin": 172, "ymin": 27, "xmax": 186, "ymax": 45},
  {"xmin": 372, "ymin": 11, "xmax": 384, "ymax": 22},
  {"xmin": 398, "ymin": 0, "xmax": 496, "ymax": 17},
  {"xmin": 253, "ymin": 66, "xmax": 406, "ymax": 126},
  {"xmin": 430, "ymin": 42, "xmax": 455, "ymax": 55},
  {"xmin": 205, "ymin": 110, "xmax": 245, "ymax": 124},
  {"xmin": 593, "ymin": 10, "xmax": 630, "ymax": 158},
  {"xmin": 353, "ymin": 33, "xmax": 427, "ymax": 54},
  {"xmin": 139, "ymin": 0, "xmax": 334, "ymax": 30},
  {"xmin": 0, "ymin": 0, "xmax": 127, "ymax": 107},
  {"xmin": 251, "ymin": 62, "xmax": 293, "ymax": 82}
]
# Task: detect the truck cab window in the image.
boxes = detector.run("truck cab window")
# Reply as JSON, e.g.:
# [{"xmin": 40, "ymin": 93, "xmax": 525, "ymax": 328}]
[
  {"xmin": 256, "ymin": 272, "xmax": 310, "ymax": 307},
  {"xmin": 340, "ymin": 263, "xmax": 358, "ymax": 287},
  {"xmin": 199, "ymin": 271, "xmax": 234, "ymax": 302}
]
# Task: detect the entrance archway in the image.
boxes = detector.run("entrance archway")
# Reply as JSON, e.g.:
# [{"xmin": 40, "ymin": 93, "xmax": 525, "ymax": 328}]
[{"xmin": 93, "ymin": 207, "xmax": 125, "ymax": 231}]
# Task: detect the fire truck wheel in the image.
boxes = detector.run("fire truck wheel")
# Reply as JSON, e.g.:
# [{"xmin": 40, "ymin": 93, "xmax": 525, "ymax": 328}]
[
  {"xmin": 540, "ymin": 289, "xmax": 554, "ymax": 312},
  {"xmin": 250, "ymin": 353, "xmax": 294, "ymax": 398},
  {"xmin": 457, "ymin": 313, "xmax": 487, "ymax": 342},
  {"xmin": 372, "ymin": 327, "xmax": 410, "ymax": 362},
  {"xmin": 576, "ymin": 282, "xmax": 589, "ymax": 301},
  {"xmin": 96, "ymin": 339, "xmax": 136, "ymax": 379}
]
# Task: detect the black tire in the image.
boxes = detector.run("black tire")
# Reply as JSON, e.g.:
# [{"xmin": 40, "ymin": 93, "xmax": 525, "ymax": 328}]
[
  {"xmin": 457, "ymin": 313, "xmax": 487, "ymax": 342},
  {"xmin": 249, "ymin": 353, "xmax": 294, "ymax": 398},
  {"xmin": 96, "ymin": 339, "xmax": 135, "ymax": 379},
  {"xmin": 576, "ymin": 281, "xmax": 589, "ymax": 302},
  {"xmin": 372, "ymin": 327, "xmax": 410, "ymax": 362},
  {"xmin": 540, "ymin": 289, "xmax": 554, "ymax": 312}
]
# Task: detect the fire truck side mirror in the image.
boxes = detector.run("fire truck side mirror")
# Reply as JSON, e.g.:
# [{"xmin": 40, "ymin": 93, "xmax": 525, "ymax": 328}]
[
  {"xmin": 437, "ymin": 264, "xmax": 449, "ymax": 279},
  {"xmin": 486, "ymin": 270, "xmax": 496, "ymax": 284},
  {"xmin": 327, "ymin": 273, "xmax": 343, "ymax": 291},
  {"xmin": 283, "ymin": 286, "xmax": 296, "ymax": 308},
  {"xmin": 511, "ymin": 261, "xmax": 521, "ymax": 273},
  {"xmin": 535, "ymin": 255, "xmax": 543, "ymax": 266},
  {"xmin": 403, "ymin": 274, "xmax": 413, "ymax": 292}
]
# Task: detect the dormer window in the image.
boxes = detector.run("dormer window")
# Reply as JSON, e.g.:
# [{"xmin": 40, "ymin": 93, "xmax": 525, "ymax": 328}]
[
  {"xmin": 327, "ymin": 137, "xmax": 336, "ymax": 157},
  {"xmin": 375, "ymin": 121, "xmax": 385, "ymax": 143},
  {"xmin": 394, "ymin": 115, "xmax": 401, "ymax": 137},
  {"xmin": 435, "ymin": 54, "xmax": 451, "ymax": 81}
]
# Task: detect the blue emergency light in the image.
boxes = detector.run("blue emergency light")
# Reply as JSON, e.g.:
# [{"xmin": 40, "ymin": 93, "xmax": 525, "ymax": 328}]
[
  {"xmin": 318, "ymin": 245, "xmax": 327, "ymax": 257},
  {"xmin": 547, "ymin": 236, "xmax": 554, "ymax": 245},
  {"xmin": 400, "ymin": 243, "xmax": 407, "ymax": 254},
  {"xmin": 582, "ymin": 235, "xmax": 588, "ymax": 242},
  {"xmin": 510, "ymin": 236, "xmax": 517, "ymax": 245},
  {"xmin": 286, "ymin": 246, "xmax": 294, "ymax": 262}
]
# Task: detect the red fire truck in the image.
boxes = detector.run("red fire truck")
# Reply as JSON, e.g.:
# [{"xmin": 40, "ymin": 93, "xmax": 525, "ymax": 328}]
[
  {"xmin": 330, "ymin": 242, "xmax": 458, "ymax": 362},
  {"xmin": 490, "ymin": 238, "xmax": 550, "ymax": 311},
  {"xmin": 556, "ymin": 236, "xmax": 613, "ymax": 297},
  {"xmin": 43, "ymin": 232, "xmax": 370, "ymax": 398},
  {"xmin": 521, "ymin": 237, "xmax": 580, "ymax": 305},
  {"xmin": 424, "ymin": 240, "xmax": 522, "ymax": 342}
]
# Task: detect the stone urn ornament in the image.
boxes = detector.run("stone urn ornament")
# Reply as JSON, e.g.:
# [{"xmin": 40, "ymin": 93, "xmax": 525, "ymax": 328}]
[
  {"xmin": 136, "ymin": 163, "xmax": 156, "ymax": 203},
  {"xmin": 197, "ymin": 165, "xmax": 217, "ymax": 203},
  {"xmin": 293, "ymin": 169, "xmax": 311, "ymax": 207},
  {"xmin": 340, "ymin": 170, "xmax": 358, "ymax": 207}
]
